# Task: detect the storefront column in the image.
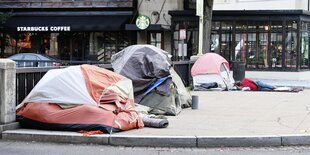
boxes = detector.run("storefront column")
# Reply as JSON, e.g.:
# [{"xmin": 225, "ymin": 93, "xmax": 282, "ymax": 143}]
[{"xmin": 0, "ymin": 59, "xmax": 16, "ymax": 124}]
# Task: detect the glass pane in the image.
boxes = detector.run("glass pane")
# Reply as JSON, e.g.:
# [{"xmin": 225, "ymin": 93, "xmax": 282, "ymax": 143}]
[
  {"xmin": 173, "ymin": 31, "xmax": 179, "ymax": 59},
  {"xmin": 17, "ymin": 32, "xmax": 32, "ymax": 53},
  {"xmin": 58, "ymin": 32, "xmax": 71, "ymax": 60},
  {"xmin": 3, "ymin": 33, "xmax": 18, "ymax": 57},
  {"xmin": 271, "ymin": 32, "xmax": 283, "ymax": 69},
  {"xmin": 258, "ymin": 32, "xmax": 268, "ymax": 69},
  {"xmin": 246, "ymin": 33, "xmax": 257, "ymax": 69},
  {"xmin": 271, "ymin": 22, "xmax": 282, "ymax": 32},
  {"xmin": 93, "ymin": 32, "xmax": 131, "ymax": 62},
  {"xmin": 270, "ymin": 21, "xmax": 283, "ymax": 69},
  {"xmin": 187, "ymin": 30, "xmax": 198, "ymax": 57},
  {"xmin": 301, "ymin": 32, "xmax": 309, "ymax": 69},
  {"xmin": 49, "ymin": 33, "xmax": 59, "ymax": 57},
  {"xmin": 149, "ymin": 32, "xmax": 162, "ymax": 49},
  {"xmin": 71, "ymin": 32, "xmax": 89, "ymax": 61},
  {"xmin": 220, "ymin": 32, "xmax": 231, "ymax": 61},
  {"xmin": 211, "ymin": 32, "xmax": 220, "ymax": 54},
  {"xmin": 236, "ymin": 21, "xmax": 247, "ymax": 31},
  {"xmin": 285, "ymin": 21, "xmax": 297, "ymax": 69},
  {"xmin": 221, "ymin": 21, "xmax": 232, "ymax": 30},
  {"xmin": 235, "ymin": 33, "xmax": 246, "ymax": 62},
  {"xmin": 212, "ymin": 22, "xmax": 221, "ymax": 30},
  {"xmin": 285, "ymin": 31, "xmax": 297, "ymax": 69},
  {"xmin": 302, "ymin": 22, "xmax": 308, "ymax": 31}
]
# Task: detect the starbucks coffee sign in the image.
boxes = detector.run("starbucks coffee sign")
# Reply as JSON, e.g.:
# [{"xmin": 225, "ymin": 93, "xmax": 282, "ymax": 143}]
[
  {"xmin": 17, "ymin": 26, "xmax": 71, "ymax": 31},
  {"xmin": 136, "ymin": 15, "xmax": 150, "ymax": 30}
]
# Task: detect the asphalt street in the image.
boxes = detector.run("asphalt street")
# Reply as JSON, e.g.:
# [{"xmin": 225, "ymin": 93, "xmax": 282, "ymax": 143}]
[{"xmin": 1, "ymin": 140, "xmax": 310, "ymax": 155}]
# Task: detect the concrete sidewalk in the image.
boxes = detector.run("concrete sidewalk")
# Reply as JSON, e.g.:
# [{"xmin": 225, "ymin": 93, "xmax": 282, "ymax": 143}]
[{"xmin": 2, "ymin": 90, "xmax": 310, "ymax": 147}]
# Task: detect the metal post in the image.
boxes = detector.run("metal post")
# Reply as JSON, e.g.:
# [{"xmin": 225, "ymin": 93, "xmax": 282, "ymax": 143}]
[
  {"xmin": 181, "ymin": 39, "xmax": 185, "ymax": 60},
  {"xmin": 198, "ymin": 16, "xmax": 204, "ymax": 56},
  {"xmin": 190, "ymin": 0, "xmax": 204, "ymax": 60}
]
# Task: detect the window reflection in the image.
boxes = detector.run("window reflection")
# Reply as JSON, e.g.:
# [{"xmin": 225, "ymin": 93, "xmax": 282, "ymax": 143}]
[
  {"xmin": 169, "ymin": 16, "xmax": 309, "ymax": 70},
  {"xmin": 211, "ymin": 20, "xmax": 307, "ymax": 70},
  {"xmin": 301, "ymin": 32, "xmax": 309, "ymax": 69},
  {"xmin": 2, "ymin": 31, "xmax": 133, "ymax": 63},
  {"xmin": 247, "ymin": 33, "xmax": 256, "ymax": 69},
  {"xmin": 285, "ymin": 21, "xmax": 297, "ymax": 69}
]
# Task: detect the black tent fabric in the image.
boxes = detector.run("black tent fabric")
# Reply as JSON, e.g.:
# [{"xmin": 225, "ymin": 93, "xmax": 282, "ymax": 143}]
[
  {"xmin": 111, "ymin": 45, "xmax": 191, "ymax": 115},
  {"xmin": 111, "ymin": 44, "xmax": 171, "ymax": 104}
]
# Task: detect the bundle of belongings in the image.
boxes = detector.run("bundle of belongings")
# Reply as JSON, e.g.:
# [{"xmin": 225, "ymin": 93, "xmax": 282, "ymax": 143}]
[
  {"xmin": 111, "ymin": 45, "xmax": 192, "ymax": 116},
  {"xmin": 191, "ymin": 53, "xmax": 235, "ymax": 91},
  {"xmin": 133, "ymin": 103, "xmax": 169, "ymax": 128},
  {"xmin": 16, "ymin": 65, "xmax": 144, "ymax": 134}
]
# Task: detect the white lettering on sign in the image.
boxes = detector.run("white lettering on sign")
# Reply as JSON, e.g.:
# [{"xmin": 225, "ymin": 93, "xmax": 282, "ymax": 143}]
[
  {"xmin": 17, "ymin": 26, "xmax": 71, "ymax": 32},
  {"xmin": 50, "ymin": 26, "xmax": 71, "ymax": 31}
]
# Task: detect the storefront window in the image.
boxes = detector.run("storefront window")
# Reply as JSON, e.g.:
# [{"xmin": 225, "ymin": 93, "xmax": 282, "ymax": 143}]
[
  {"xmin": 246, "ymin": 32, "xmax": 256, "ymax": 69},
  {"xmin": 148, "ymin": 32, "xmax": 162, "ymax": 49},
  {"xmin": 236, "ymin": 21, "xmax": 247, "ymax": 31},
  {"xmin": 2, "ymin": 31, "xmax": 132, "ymax": 63},
  {"xmin": 58, "ymin": 32, "xmax": 71, "ymax": 60},
  {"xmin": 270, "ymin": 22, "xmax": 283, "ymax": 69},
  {"xmin": 72, "ymin": 32, "xmax": 89, "ymax": 61},
  {"xmin": 186, "ymin": 29, "xmax": 198, "ymax": 58},
  {"xmin": 173, "ymin": 29, "xmax": 179, "ymax": 60},
  {"xmin": 212, "ymin": 22, "xmax": 221, "ymax": 30},
  {"xmin": 2, "ymin": 32, "xmax": 53, "ymax": 56},
  {"xmin": 211, "ymin": 22, "xmax": 220, "ymax": 55},
  {"xmin": 3, "ymin": 33, "xmax": 17, "ymax": 57},
  {"xmin": 302, "ymin": 22, "xmax": 309, "ymax": 31},
  {"xmin": 235, "ymin": 22, "xmax": 247, "ymax": 62},
  {"xmin": 93, "ymin": 32, "xmax": 131, "ymax": 62},
  {"xmin": 220, "ymin": 21, "xmax": 232, "ymax": 61},
  {"xmin": 285, "ymin": 21, "xmax": 298, "ymax": 69},
  {"xmin": 211, "ymin": 31, "xmax": 220, "ymax": 54},
  {"xmin": 17, "ymin": 32, "xmax": 32, "ymax": 53},
  {"xmin": 258, "ymin": 32, "xmax": 268, "ymax": 69},
  {"xmin": 172, "ymin": 21, "xmax": 198, "ymax": 60},
  {"xmin": 220, "ymin": 32, "xmax": 231, "ymax": 61},
  {"xmin": 244, "ymin": 21, "xmax": 270, "ymax": 69},
  {"xmin": 221, "ymin": 21, "xmax": 232, "ymax": 30},
  {"xmin": 49, "ymin": 33, "xmax": 59, "ymax": 57},
  {"xmin": 270, "ymin": 32, "xmax": 283, "ymax": 69},
  {"xmin": 235, "ymin": 32, "xmax": 246, "ymax": 62},
  {"xmin": 301, "ymin": 31, "xmax": 309, "ymax": 69}
]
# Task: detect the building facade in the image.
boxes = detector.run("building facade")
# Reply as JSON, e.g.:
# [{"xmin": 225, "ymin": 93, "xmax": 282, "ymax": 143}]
[
  {"xmin": 0, "ymin": 0, "xmax": 137, "ymax": 63},
  {"xmin": 168, "ymin": 0, "xmax": 310, "ymax": 80},
  {"xmin": 126, "ymin": 0, "xmax": 183, "ymax": 53},
  {"xmin": 2, "ymin": 0, "xmax": 310, "ymax": 80}
]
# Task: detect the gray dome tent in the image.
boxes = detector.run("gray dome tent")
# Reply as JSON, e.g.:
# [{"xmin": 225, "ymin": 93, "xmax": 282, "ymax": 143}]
[{"xmin": 111, "ymin": 45, "xmax": 191, "ymax": 115}]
